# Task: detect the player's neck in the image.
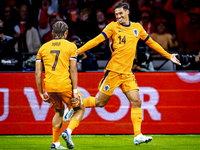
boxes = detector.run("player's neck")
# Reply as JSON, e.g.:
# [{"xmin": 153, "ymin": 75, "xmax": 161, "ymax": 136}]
[
  {"xmin": 53, "ymin": 35, "xmax": 67, "ymax": 39},
  {"xmin": 124, "ymin": 19, "xmax": 130, "ymax": 25},
  {"xmin": 120, "ymin": 19, "xmax": 130, "ymax": 26}
]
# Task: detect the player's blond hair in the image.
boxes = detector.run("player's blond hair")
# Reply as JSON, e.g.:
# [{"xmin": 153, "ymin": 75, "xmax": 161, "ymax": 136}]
[{"xmin": 53, "ymin": 21, "xmax": 68, "ymax": 38}]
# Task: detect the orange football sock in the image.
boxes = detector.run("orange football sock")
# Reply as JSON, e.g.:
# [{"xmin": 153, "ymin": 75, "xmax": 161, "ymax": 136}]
[
  {"xmin": 52, "ymin": 127, "xmax": 61, "ymax": 143},
  {"xmin": 83, "ymin": 97, "xmax": 96, "ymax": 108},
  {"xmin": 68, "ymin": 118, "xmax": 80, "ymax": 131},
  {"xmin": 131, "ymin": 108, "xmax": 142, "ymax": 137}
]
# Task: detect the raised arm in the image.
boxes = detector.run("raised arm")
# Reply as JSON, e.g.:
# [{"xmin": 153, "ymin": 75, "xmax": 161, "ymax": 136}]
[{"xmin": 78, "ymin": 33, "xmax": 106, "ymax": 54}]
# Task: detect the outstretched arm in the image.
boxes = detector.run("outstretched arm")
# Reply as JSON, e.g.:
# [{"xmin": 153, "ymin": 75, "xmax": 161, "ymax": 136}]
[
  {"xmin": 78, "ymin": 34, "xmax": 106, "ymax": 54},
  {"xmin": 146, "ymin": 37, "xmax": 181, "ymax": 65}
]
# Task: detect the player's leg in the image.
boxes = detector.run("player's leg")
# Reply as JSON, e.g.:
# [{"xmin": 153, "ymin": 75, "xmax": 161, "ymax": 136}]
[
  {"xmin": 124, "ymin": 89, "xmax": 142, "ymax": 136},
  {"xmin": 63, "ymin": 91, "xmax": 111, "ymax": 123},
  {"xmin": 121, "ymin": 74, "xmax": 152, "ymax": 145},
  {"xmin": 82, "ymin": 70, "xmax": 118, "ymax": 108},
  {"xmin": 62, "ymin": 104, "xmax": 85, "ymax": 149},
  {"xmin": 61, "ymin": 91, "xmax": 85, "ymax": 149},
  {"xmin": 48, "ymin": 92, "xmax": 66, "ymax": 149},
  {"xmin": 125, "ymin": 89, "xmax": 152, "ymax": 145}
]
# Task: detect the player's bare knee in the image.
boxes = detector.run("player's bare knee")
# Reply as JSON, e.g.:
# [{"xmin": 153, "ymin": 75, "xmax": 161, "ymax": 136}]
[
  {"xmin": 96, "ymin": 101, "xmax": 106, "ymax": 107},
  {"xmin": 130, "ymin": 98, "xmax": 142, "ymax": 108},
  {"xmin": 95, "ymin": 98, "xmax": 107, "ymax": 107},
  {"xmin": 80, "ymin": 104, "xmax": 85, "ymax": 112}
]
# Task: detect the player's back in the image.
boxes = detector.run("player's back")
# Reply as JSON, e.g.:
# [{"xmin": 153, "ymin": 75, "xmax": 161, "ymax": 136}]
[{"xmin": 36, "ymin": 39, "xmax": 77, "ymax": 92}]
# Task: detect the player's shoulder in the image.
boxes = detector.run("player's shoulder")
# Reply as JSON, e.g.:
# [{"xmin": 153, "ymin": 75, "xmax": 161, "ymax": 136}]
[
  {"xmin": 38, "ymin": 40, "xmax": 51, "ymax": 51},
  {"xmin": 66, "ymin": 40, "xmax": 77, "ymax": 48},
  {"xmin": 107, "ymin": 21, "xmax": 117, "ymax": 27},
  {"xmin": 62, "ymin": 40, "xmax": 77, "ymax": 51},
  {"xmin": 130, "ymin": 22, "xmax": 142, "ymax": 27}
]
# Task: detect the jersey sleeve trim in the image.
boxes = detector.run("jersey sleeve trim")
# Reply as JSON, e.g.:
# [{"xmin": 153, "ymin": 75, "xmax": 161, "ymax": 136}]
[
  {"xmin": 101, "ymin": 32, "xmax": 108, "ymax": 40},
  {"xmin": 36, "ymin": 59, "xmax": 42, "ymax": 62},
  {"xmin": 70, "ymin": 57, "xmax": 77, "ymax": 60},
  {"xmin": 144, "ymin": 35, "xmax": 150, "ymax": 42}
]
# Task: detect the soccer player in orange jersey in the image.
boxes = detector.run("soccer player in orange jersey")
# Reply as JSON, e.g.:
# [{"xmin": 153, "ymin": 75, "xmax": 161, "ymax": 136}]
[
  {"xmin": 35, "ymin": 21, "xmax": 85, "ymax": 149},
  {"xmin": 65, "ymin": 2, "xmax": 181, "ymax": 145}
]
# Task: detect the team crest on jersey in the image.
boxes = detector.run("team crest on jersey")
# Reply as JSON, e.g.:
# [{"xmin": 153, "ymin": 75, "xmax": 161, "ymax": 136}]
[
  {"xmin": 104, "ymin": 85, "xmax": 110, "ymax": 91},
  {"xmin": 133, "ymin": 29, "xmax": 138, "ymax": 36}
]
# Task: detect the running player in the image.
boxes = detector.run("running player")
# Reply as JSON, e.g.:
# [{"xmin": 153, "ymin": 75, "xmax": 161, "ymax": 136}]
[
  {"xmin": 64, "ymin": 2, "xmax": 181, "ymax": 145},
  {"xmin": 35, "ymin": 21, "xmax": 85, "ymax": 149}
]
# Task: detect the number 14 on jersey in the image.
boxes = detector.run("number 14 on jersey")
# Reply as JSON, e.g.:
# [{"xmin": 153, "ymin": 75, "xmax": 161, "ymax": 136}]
[{"xmin": 118, "ymin": 36, "xmax": 126, "ymax": 44}]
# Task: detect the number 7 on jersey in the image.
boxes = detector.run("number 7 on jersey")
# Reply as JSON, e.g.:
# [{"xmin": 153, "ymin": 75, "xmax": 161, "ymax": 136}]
[{"xmin": 50, "ymin": 50, "xmax": 60, "ymax": 71}]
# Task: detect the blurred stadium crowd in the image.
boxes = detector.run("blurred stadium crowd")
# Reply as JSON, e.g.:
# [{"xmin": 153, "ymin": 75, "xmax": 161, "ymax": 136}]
[{"xmin": 0, "ymin": 0, "xmax": 200, "ymax": 72}]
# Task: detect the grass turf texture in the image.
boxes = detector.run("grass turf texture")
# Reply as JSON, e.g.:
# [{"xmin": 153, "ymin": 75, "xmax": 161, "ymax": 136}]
[{"xmin": 1, "ymin": 135, "xmax": 200, "ymax": 150}]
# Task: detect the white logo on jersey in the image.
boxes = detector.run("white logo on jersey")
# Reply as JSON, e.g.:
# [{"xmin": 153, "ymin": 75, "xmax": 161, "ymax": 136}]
[
  {"xmin": 104, "ymin": 85, "xmax": 110, "ymax": 91},
  {"xmin": 103, "ymin": 26, "xmax": 107, "ymax": 31},
  {"xmin": 133, "ymin": 29, "xmax": 139, "ymax": 36}
]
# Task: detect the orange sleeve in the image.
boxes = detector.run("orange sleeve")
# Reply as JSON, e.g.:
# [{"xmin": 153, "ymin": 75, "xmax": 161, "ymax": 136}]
[
  {"xmin": 78, "ymin": 34, "xmax": 106, "ymax": 54},
  {"xmin": 70, "ymin": 43, "xmax": 78, "ymax": 59},
  {"xmin": 145, "ymin": 37, "xmax": 172, "ymax": 60},
  {"xmin": 36, "ymin": 47, "xmax": 42, "ymax": 61}
]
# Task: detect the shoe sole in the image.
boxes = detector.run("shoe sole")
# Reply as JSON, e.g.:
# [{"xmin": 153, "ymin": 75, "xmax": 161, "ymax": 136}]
[
  {"xmin": 134, "ymin": 138, "xmax": 152, "ymax": 145},
  {"xmin": 61, "ymin": 132, "xmax": 75, "ymax": 149}
]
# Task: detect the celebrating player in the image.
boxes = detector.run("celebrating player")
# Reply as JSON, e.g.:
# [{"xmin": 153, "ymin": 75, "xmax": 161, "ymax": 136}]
[
  {"xmin": 35, "ymin": 21, "xmax": 85, "ymax": 149},
  {"xmin": 64, "ymin": 2, "xmax": 181, "ymax": 145}
]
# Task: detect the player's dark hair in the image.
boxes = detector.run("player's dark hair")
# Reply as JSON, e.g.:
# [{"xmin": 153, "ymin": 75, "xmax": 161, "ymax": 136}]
[
  {"xmin": 113, "ymin": 2, "xmax": 130, "ymax": 11},
  {"xmin": 53, "ymin": 21, "xmax": 68, "ymax": 38}
]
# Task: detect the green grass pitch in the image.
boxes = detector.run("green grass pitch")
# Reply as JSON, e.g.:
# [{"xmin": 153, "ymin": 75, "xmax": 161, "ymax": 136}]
[{"xmin": 1, "ymin": 134, "xmax": 200, "ymax": 150}]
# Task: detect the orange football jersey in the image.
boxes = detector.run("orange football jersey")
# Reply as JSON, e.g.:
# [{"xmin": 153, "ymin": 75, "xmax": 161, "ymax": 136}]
[
  {"xmin": 78, "ymin": 21, "xmax": 172, "ymax": 74},
  {"xmin": 36, "ymin": 39, "xmax": 77, "ymax": 92},
  {"xmin": 102, "ymin": 21, "xmax": 150, "ymax": 74}
]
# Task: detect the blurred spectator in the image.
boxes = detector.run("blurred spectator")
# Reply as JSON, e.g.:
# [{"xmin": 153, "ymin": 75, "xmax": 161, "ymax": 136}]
[
  {"xmin": 37, "ymin": 0, "xmax": 54, "ymax": 40},
  {"xmin": 14, "ymin": 3, "xmax": 41, "ymax": 53},
  {"xmin": 0, "ymin": 20, "xmax": 15, "ymax": 53},
  {"xmin": 49, "ymin": 0, "xmax": 59, "ymax": 13},
  {"xmin": 137, "ymin": 0, "xmax": 147, "ymax": 9},
  {"xmin": 139, "ymin": 6, "xmax": 154, "ymax": 34},
  {"xmin": 73, "ymin": 8, "xmax": 95, "ymax": 39},
  {"xmin": 58, "ymin": 0, "xmax": 68, "ymax": 20},
  {"xmin": 151, "ymin": 0, "xmax": 176, "ymax": 35},
  {"xmin": 92, "ymin": 9, "xmax": 110, "ymax": 59},
  {"xmin": 66, "ymin": 0, "xmax": 79, "ymax": 22},
  {"xmin": 132, "ymin": 52, "xmax": 154, "ymax": 72},
  {"xmin": 178, "ymin": 7, "xmax": 200, "ymax": 55},
  {"xmin": 70, "ymin": 35, "xmax": 98, "ymax": 72},
  {"xmin": 137, "ymin": 6, "xmax": 154, "ymax": 54},
  {"xmin": 42, "ymin": 13, "xmax": 63, "ymax": 44},
  {"xmin": 2, "ymin": 5, "xmax": 17, "ymax": 37},
  {"xmin": 176, "ymin": 51, "xmax": 200, "ymax": 71},
  {"xmin": 0, "ymin": 19, "xmax": 22, "ymax": 71},
  {"xmin": 150, "ymin": 18, "xmax": 178, "ymax": 53},
  {"xmin": 4, "ymin": 0, "xmax": 16, "ymax": 6},
  {"xmin": 164, "ymin": 0, "xmax": 191, "ymax": 51},
  {"xmin": 96, "ymin": 9, "xmax": 107, "ymax": 32}
]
